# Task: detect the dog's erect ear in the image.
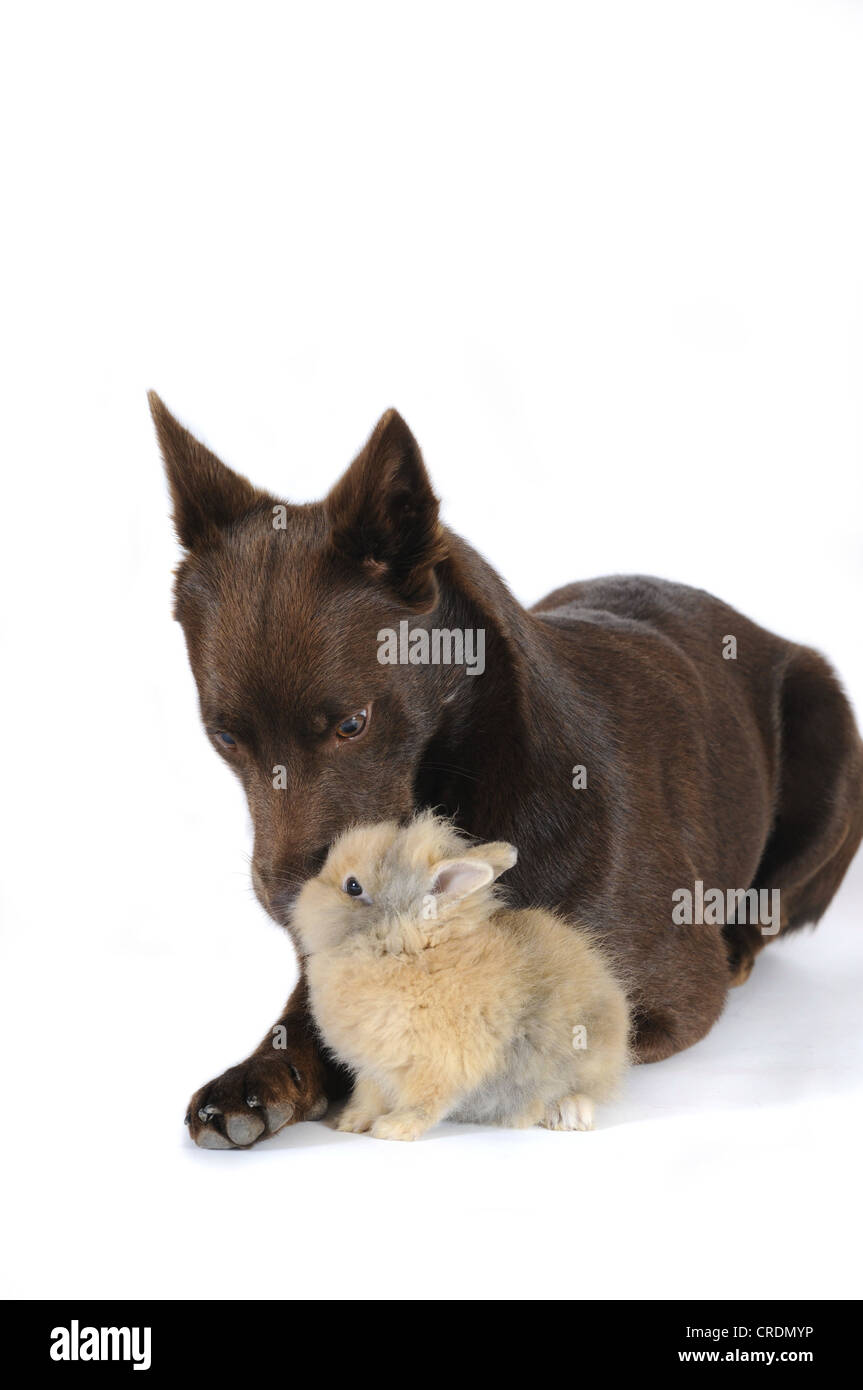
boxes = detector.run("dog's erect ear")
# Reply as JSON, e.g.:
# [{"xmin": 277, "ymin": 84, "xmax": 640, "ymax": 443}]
[
  {"xmin": 148, "ymin": 392, "xmax": 271, "ymax": 550},
  {"xmin": 326, "ymin": 409, "xmax": 447, "ymax": 611}
]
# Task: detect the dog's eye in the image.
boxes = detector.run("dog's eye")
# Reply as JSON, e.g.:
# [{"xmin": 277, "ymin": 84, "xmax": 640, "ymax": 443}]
[
  {"xmin": 336, "ymin": 710, "xmax": 367, "ymax": 740},
  {"xmin": 343, "ymin": 875, "xmax": 369, "ymax": 901},
  {"xmin": 215, "ymin": 731, "xmax": 237, "ymax": 748}
]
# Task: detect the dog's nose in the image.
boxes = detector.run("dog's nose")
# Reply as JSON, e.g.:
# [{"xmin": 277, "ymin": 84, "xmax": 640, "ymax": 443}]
[{"xmin": 253, "ymin": 846, "xmax": 331, "ymax": 921}]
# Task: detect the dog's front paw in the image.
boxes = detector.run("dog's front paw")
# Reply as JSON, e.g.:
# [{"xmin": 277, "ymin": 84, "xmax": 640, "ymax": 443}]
[{"xmin": 186, "ymin": 1052, "xmax": 328, "ymax": 1149}]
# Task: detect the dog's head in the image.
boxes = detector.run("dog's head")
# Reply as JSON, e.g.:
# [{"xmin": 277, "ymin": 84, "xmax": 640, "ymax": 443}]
[{"xmin": 150, "ymin": 394, "xmax": 453, "ymax": 927}]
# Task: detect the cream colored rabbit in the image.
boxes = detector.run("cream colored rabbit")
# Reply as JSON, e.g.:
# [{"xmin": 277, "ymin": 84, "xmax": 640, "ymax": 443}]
[{"xmin": 292, "ymin": 813, "xmax": 630, "ymax": 1141}]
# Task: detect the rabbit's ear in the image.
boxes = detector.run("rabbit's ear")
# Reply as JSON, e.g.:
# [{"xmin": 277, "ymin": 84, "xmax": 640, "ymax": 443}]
[
  {"xmin": 430, "ymin": 858, "xmax": 495, "ymax": 903},
  {"xmin": 464, "ymin": 841, "xmax": 517, "ymax": 881}
]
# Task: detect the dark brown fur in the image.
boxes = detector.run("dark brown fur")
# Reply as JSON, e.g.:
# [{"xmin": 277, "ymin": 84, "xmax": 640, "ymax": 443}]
[{"xmin": 150, "ymin": 394, "xmax": 863, "ymax": 1147}]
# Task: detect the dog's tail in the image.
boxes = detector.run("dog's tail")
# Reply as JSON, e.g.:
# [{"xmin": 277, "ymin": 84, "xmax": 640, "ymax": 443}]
[{"xmin": 725, "ymin": 645, "xmax": 863, "ymax": 983}]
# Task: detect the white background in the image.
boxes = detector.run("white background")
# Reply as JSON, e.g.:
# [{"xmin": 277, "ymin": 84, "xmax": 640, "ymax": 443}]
[{"xmin": 2, "ymin": 0, "xmax": 862, "ymax": 1300}]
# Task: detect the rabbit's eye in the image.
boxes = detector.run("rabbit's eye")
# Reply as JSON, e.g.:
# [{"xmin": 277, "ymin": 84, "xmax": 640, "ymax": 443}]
[{"xmin": 342, "ymin": 875, "xmax": 372, "ymax": 904}]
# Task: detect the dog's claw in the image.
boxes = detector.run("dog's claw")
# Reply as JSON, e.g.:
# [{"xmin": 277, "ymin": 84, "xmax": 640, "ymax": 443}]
[
  {"xmin": 198, "ymin": 1104, "xmax": 221, "ymax": 1123},
  {"xmin": 246, "ymin": 1094, "xmax": 260, "ymax": 1108}
]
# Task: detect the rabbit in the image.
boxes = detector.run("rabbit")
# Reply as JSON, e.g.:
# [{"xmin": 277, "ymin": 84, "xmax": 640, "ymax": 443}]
[{"xmin": 292, "ymin": 812, "xmax": 631, "ymax": 1141}]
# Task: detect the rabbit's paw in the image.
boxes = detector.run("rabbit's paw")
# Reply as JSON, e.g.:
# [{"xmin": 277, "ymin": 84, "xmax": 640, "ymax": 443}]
[
  {"xmin": 370, "ymin": 1110, "xmax": 428, "ymax": 1142},
  {"xmin": 542, "ymin": 1094, "xmax": 594, "ymax": 1131},
  {"xmin": 337, "ymin": 1105, "xmax": 378, "ymax": 1134}
]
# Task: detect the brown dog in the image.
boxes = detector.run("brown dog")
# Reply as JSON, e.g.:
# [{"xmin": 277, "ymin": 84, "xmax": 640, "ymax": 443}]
[{"xmin": 149, "ymin": 394, "xmax": 863, "ymax": 1149}]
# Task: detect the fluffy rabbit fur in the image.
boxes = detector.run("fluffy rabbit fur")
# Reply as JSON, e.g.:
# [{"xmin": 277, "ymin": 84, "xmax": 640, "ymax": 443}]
[{"xmin": 292, "ymin": 813, "xmax": 631, "ymax": 1141}]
